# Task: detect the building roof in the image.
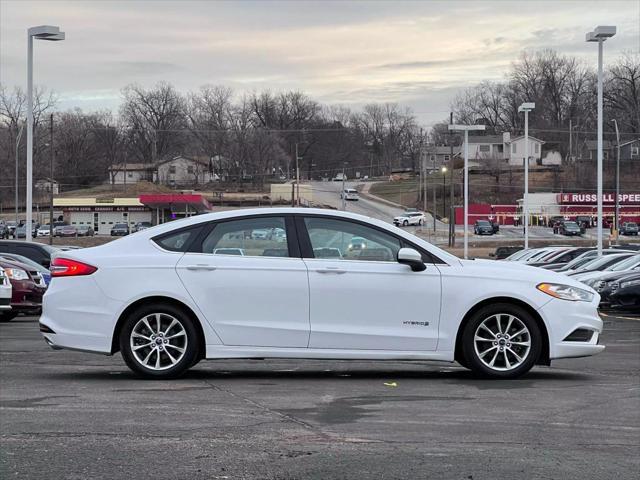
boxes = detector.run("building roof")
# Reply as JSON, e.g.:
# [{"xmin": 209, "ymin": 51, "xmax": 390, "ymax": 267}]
[
  {"xmin": 108, "ymin": 163, "xmax": 154, "ymax": 171},
  {"xmin": 620, "ymin": 138, "xmax": 640, "ymax": 148},
  {"xmin": 585, "ymin": 140, "xmax": 614, "ymax": 149},
  {"xmin": 54, "ymin": 197, "xmax": 144, "ymax": 207},
  {"xmin": 156, "ymin": 156, "xmax": 211, "ymax": 167},
  {"xmin": 468, "ymin": 135, "xmax": 503, "ymax": 144},
  {"xmin": 510, "ymin": 135, "xmax": 545, "ymax": 144}
]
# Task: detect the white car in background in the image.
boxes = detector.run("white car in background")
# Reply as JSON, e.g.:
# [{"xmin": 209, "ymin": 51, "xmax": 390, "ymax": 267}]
[
  {"xmin": 340, "ymin": 188, "xmax": 359, "ymax": 201},
  {"xmin": 0, "ymin": 268, "xmax": 11, "ymax": 313},
  {"xmin": 41, "ymin": 208, "xmax": 603, "ymax": 380},
  {"xmin": 393, "ymin": 211, "xmax": 425, "ymax": 227},
  {"xmin": 37, "ymin": 225, "xmax": 52, "ymax": 237}
]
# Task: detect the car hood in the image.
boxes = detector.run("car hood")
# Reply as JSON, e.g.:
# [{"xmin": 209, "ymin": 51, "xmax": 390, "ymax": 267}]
[{"xmin": 461, "ymin": 258, "xmax": 593, "ymax": 291}]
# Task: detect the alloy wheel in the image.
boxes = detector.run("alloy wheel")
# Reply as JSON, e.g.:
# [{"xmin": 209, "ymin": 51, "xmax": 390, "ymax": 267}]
[
  {"xmin": 473, "ymin": 313, "xmax": 531, "ymax": 372},
  {"xmin": 130, "ymin": 313, "xmax": 188, "ymax": 371}
]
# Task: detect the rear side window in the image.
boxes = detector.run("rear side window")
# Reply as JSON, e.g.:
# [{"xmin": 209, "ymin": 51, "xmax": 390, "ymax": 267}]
[{"xmin": 153, "ymin": 227, "xmax": 201, "ymax": 252}]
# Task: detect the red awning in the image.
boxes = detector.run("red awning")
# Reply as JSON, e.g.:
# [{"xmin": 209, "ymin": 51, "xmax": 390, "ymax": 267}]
[{"xmin": 138, "ymin": 194, "xmax": 213, "ymax": 212}]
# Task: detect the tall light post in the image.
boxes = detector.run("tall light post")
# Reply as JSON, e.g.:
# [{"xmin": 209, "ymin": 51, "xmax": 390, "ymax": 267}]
[
  {"xmin": 611, "ymin": 119, "xmax": 620, "ymax": 239},
  {"xmin": 587, "ymin": 25, "xmax": 616, "ymax": 256},
  {"xmin": 15, "ymin": 123, "xmax": 25, "ymax": 223},
  {"xmin": 448, "ymin": 124, "xmax": 485, "ymax": 259},
  {"xmin": 518, "ymin": 102, "xmax": 535, "ymax": 250},
  {"xmin": 26, "ymin": 25, "xmax": 65, "ymax": 242}
]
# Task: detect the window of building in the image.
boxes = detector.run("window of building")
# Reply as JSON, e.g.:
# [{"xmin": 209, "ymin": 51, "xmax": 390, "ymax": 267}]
[
  {"xmin": 512, "ymin": 143, "xmax": 517, "ymax": 154},
  {"xmin": 169, "ymin": 165, "xmax": 176, "ymax": 174},
  {"xmin": 303, "ymin": 217, "xmax": 401, "ymax": 262},
  {"xmin": 479, "ymin": 145, "xmax": 490, "ymax": 152},
  {"xmin": 534, "ymin": 143, "xmax": 540, "ymax": 154},
  {"xmin": 127, "ymin": 172, "xmax": 133, "ymax": 178},
  {"xmin": 444, "ymin": 155, "xmax": 450, "ymax": 161},
  {"xmin": 200, "ymin": 217, "xmax": 289, "ymax": 257},
  {"xmin": 187, "ymin": 166, "xmax": 194, "ymax": 174}
]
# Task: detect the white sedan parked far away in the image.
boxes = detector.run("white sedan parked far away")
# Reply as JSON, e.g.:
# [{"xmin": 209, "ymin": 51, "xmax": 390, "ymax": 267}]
[{"xmin": 40, "ymin": 208, "xmax": 604, "ymax": 379}]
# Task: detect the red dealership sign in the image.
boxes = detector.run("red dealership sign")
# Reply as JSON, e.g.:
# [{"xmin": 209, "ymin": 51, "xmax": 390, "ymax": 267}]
[{"xmin": 557, "ymin": 193, "xmax": 640, "ymax": 204}]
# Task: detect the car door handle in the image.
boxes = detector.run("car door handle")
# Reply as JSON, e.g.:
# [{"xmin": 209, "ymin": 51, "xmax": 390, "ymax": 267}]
[
  {"xmin": 315, "ymin": 267, "xmax": 347, "ymax": 274},
  {"xmin": 185, "ymin": 265, "xmax": 217, "ymax": 271}
]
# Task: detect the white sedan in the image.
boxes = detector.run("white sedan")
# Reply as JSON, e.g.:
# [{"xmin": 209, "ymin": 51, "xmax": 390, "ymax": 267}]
[{"xmin": 40, "ymin": 208, "xmax": 604, "ymax": 379}]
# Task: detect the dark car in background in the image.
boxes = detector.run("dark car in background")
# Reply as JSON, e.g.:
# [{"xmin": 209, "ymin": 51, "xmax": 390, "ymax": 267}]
[
  {"xmin": 609, "ymin": 274, "xmax": 640, "ymax": 312},
  {"xmin": 474, "ymin": 220, "xmax": 494, "ymax": 235},
  {"xmin": 75, "ymin": 225, "xmax": 94, "ymax": 236},
  {"xmin": 58, "ymin": 225, "xmax": 78, "ymax": 237},
  {"xmin": 0, "ymin": 253, "xmax": 52, "ymax": 286},
  {"xmin": 0, "ymin": 240, "xmax": 59, "ymax": 268},
  {"xmin": 0, "ymin": 258, "xmax": 46, "ymax": 322},
  {"xmin": 490, "ymin": 246, "xmax": 523, "ymax": 260},
  {"xmin": 620, "ymin": 222, "xmax": 639, "ymax": 236},
  {"xmin": 559, "ymin": 221, "xmax": 582, "ymax": 236},
  {"xmin": 0, "ymin": 223, "xmax": 9, "ymax": 239},
  {"xmin": 110, "ymin": 223, "xmax": 130, "ymax": 236}
]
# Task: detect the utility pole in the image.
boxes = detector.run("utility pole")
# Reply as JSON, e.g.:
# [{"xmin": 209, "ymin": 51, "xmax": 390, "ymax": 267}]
[
  {"xmin": 49, "ymin": 114, "xmax": 54, "ymax": 245},
  {"xmin": 295, "ymin": 142, "xmax": 301, "ymax": 206},
  {"xmin": 448, "ymin": 112, "xmax": 455, "ymax": 247},
  {"xmin": 341, "ymin": 163, "xmax": 347, "ymax": 211}
]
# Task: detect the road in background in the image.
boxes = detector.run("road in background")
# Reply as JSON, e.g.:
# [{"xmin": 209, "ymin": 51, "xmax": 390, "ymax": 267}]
[{"xmin": 1, "ymin": 314, "xmax": 638, "ymax": 479}]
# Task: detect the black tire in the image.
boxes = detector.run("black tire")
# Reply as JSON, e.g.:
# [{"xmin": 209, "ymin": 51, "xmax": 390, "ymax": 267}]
[
  {"xmin": 0, "ymin": 311, "xmax": 19, "ymax": 322},
  {"xmin": 418, "ymin": 219, "xmax": 423, "ymax": 226},
  {"xmin": 119, "ymin": 303, "xmax": 200, "ymax": 379},
  {"xmin": 461, "ymin": 303, "xmax": 541, "ymax": 379},
  {"xmin": 403, "ymin": 220, "xmax": 408, "ymax": 226}
]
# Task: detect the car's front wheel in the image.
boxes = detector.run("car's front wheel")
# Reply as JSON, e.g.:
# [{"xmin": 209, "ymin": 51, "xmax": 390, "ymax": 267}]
[
  {"xmin": 403, "ymin": 220, "xmax": 408, "ymax": 226},
  {"xmin": 119, "ymin": 303, "xmax": 200, "ymax": 379},
  {"xmin": 461, "ymin": 303, "xmax": 541, "ymax": 379}
]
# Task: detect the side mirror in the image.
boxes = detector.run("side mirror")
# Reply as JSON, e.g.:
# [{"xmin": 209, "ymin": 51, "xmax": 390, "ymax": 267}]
[{"xmin": 397, "ymin": 247, "xmax": 426, "ymax": 272}]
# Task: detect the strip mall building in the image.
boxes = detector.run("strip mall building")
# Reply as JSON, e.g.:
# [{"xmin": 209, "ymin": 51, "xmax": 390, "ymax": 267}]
[
  {"xmin": 455, "ymin": 192, "xmax": 640, "ymax": 226},
  {"xmin": 53, "ymin": 194, "xmax": 213, "ymax": 235}
]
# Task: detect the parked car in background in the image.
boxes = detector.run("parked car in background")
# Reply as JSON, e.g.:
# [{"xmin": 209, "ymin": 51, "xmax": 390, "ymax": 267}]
[
  {"xmin": 572, "ymin": 255, "xmax": 640, "ymax": 283},
  {"xmin": 0, "ymin": 253, "xmax": 52, "ymax": 286},
  {"xmin": 4, "ymin": 221, "xmax": 18, "ymax": 238},
  {"xmin": 37, "ymin": 225, "xmax": 52, "ymax": 237},
  {"xmin": 473, "ymin": 220, "xmax": 494, "ymax": 235},
  {"xmin": 490, "ymin": 246, "xmax": 523, "ymax": 260},
  {"xmin": 0, "ymin": 240, "xmax": 60, "ymax": 268},
  {"xmin": 15, "ymin": 223, "xmax": 39, "ymax": 239},
  {"xmin": 548, "ymin": 249, "xmax": 635, "ymax": 272},
  {"xmin": 39, "ymin": 207, "xmax": 604, "ymax": 379},
  {"xmin": 528, "ymin": 247, "xmax": 593, "ymax": 268},
  {"xmin": 393, "ymin": 211, "xmax": 425, "ymax": 227},
  {"xmin": 0, "ymin": 268, "xmax": 11, "ymax": 314},
  {"xmin": 565, "ymin": 253, "xmax": 635, "ymax": 277},
  {"xmin": 584, "ymin": 270, "xmax": 640, "ymax": 307},
  {"xmin": 559, "ymin": 221, "xmax": 582, "ymax": 236},
  {"xmin": 58, "ymin": 225, "xmax": 78, "ymax": 237},
  {"xmin": 340, "ymin": 188, "xmax": 359, "ymax": 201},
  {"xmin": 0, "ymin": 223, "xmax": 10, "ymax": 239},
  {"xmin": 620, "ymin": 222, "xmax": 639, "ymax": 236},
  {"xmin": 0, "ymin": 258, "xmax": 46, "ymax": 321},
  {"xmin": 52, "ymin": 221, "xmax": 69, "ymax": 237},
  {"xmin": 133, "ymin": 222, "xmax": 152, "ymax": 233},
  {"xmin": 76, "ymin": 225, "xmax": 94, "ymax": 237},
  {"xmin": 608, "ymin": 274, "xmax": 640, "ymax": 312},
  {"xmin": 110, "ymin": 223, "xmax": 130, "ymax": 236}
]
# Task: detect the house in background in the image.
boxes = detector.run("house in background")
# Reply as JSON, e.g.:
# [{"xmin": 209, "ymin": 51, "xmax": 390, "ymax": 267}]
[
  {"xmin": 506, "ymin": 133, "xmax": 546, "ymax": 166},
  {"xmin": 108, "ymin": 163, "xmax": 154, "ymax": 185},
  {"xmin": 425, "ymin": 145, "xmax": 461, "ymax": 170},
  {"xmin": 154, "ymin": 156, "xmax": 217, "ymax": 186},
  {"xmin": 35, "ymin": 177, "xmax": 60, "ymax": 195},
  {"xmin": 466, "ymin": 135, "xmax": 506, "ymax": 162},
  {"xmin": 580, "ymin": 140, "xmax": 615, "ymax": 161},
  {"xmin": 620, "ymin": 138, "xmax": 640, "ymax": 160}
]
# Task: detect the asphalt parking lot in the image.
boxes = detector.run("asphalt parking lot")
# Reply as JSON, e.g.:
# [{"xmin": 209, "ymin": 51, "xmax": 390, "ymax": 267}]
[{"xmin": 1, "ymin": 314, "xmax": 639, "ymax": 479}]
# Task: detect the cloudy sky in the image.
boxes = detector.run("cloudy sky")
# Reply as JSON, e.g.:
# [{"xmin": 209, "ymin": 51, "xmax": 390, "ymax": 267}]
[{"xmin": 1, "ymin": 0, "xmax": 638, "ymax": 126}]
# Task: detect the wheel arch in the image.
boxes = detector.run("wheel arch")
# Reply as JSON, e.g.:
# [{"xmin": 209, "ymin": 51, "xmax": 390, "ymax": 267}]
[
  {"xmin": 454, "ymin": 297, "xmax": 550, "ymax": 366},
  {"xmin": 110, "ymin": 295, "xmax": 206, "ymax": 359}
]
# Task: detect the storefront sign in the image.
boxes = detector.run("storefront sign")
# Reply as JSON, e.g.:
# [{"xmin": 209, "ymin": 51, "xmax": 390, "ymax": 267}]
[{"xmin": 557, "ymin": 193, "xmax": 640, "ymax": 204}]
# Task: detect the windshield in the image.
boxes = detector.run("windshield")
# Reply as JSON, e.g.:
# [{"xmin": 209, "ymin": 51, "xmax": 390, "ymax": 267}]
[
  {"xmin": 580, "ymin": 255, "xmax": 629, "ymax": 271},
  {"xmin": 477, "ymin": 221, "xmax": 490, "ymax": 225},
  {"xmin": 114, "ymin": 223, "xmax": 128, "ymax": 228},
  {"xmin": 608, "ymin": 255, "xmax": 640, "ymax": 271}
]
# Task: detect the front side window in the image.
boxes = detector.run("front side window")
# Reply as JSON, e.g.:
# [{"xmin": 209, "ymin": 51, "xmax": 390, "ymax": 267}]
[
  {"xmin": 304, "ymin": 217, "xmax": 400, "ymax": 262},
  {"xmin": 201, "ymin": 217, "xmax": 289, "ymax": 258}
]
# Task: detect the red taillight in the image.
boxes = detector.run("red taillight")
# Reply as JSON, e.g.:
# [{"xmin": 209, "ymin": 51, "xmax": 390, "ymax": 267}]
[{"xmin": 50, "ymin": 258, "xmax": 97, "ymax": 277}]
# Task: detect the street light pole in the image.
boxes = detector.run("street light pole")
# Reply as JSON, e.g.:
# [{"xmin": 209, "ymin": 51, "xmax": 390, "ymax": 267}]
[
  {"xmin": 441, "ymin": 167, "xmax": 447, "ymax": 218},
  {"xmin": 518, "ymin": 102, "xmax": 535, "ymax": 250},
  {"xmin": 448, "ymin": 124, "xmax": 485, "ymax": 259},
  {"xmin": 587, "ymin": 25, "xmax": 616, "ymax": 256},
  {"xmin": 15, "ymin": 123, "xmax": 24, "ymax": 224},
  {"xmin": 49, "ymin": 113, "xmax": 54, "ymax": 246},
  {"xmin": 26, "ymin": 25, "xmax": 65, "ymax": 242},
  {"xmin": 612, "ymin": 119, "xmax": 620, "ymax": 240}
]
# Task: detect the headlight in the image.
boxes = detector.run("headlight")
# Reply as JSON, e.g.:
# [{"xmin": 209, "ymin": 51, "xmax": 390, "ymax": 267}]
[
  {"xmin": 537, "ymin": 283, "xmax": 594, "ymax": 302},
  {"xmin": 620, "ymin": 278, "xmax": 640, "ymax": 289},
  {"xmin": 4, "ymin": 267, "xmax": 29, "ymax": 281}
]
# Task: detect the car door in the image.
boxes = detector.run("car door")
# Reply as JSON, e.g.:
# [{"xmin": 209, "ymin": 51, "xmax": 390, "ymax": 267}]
[
  {"xmin": 175, "ymin": 215, "xmax": 310, "ymax": 348},
  {"xmin": 298, "ymin": 215, "xmax": 442, "ymax": 351}
]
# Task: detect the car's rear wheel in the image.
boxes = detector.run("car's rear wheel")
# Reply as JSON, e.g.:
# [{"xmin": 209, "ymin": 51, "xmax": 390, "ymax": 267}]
[
  {"xmin": 461, "ymin": 303, "xmax": 541, "ymax": 379},
  {"xmin": 403, "ymin": 220, "xmax": 408, "ymax": 226},
  {"xmin": 119, "ymin": 303, "xmax": 200, "ymax": 379}
]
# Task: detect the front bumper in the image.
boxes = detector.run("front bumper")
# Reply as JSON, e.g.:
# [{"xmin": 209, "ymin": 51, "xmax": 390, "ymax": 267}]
[{"xmin": 538, "ymin": 296, "xmax": 605, "ymax": 359}]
